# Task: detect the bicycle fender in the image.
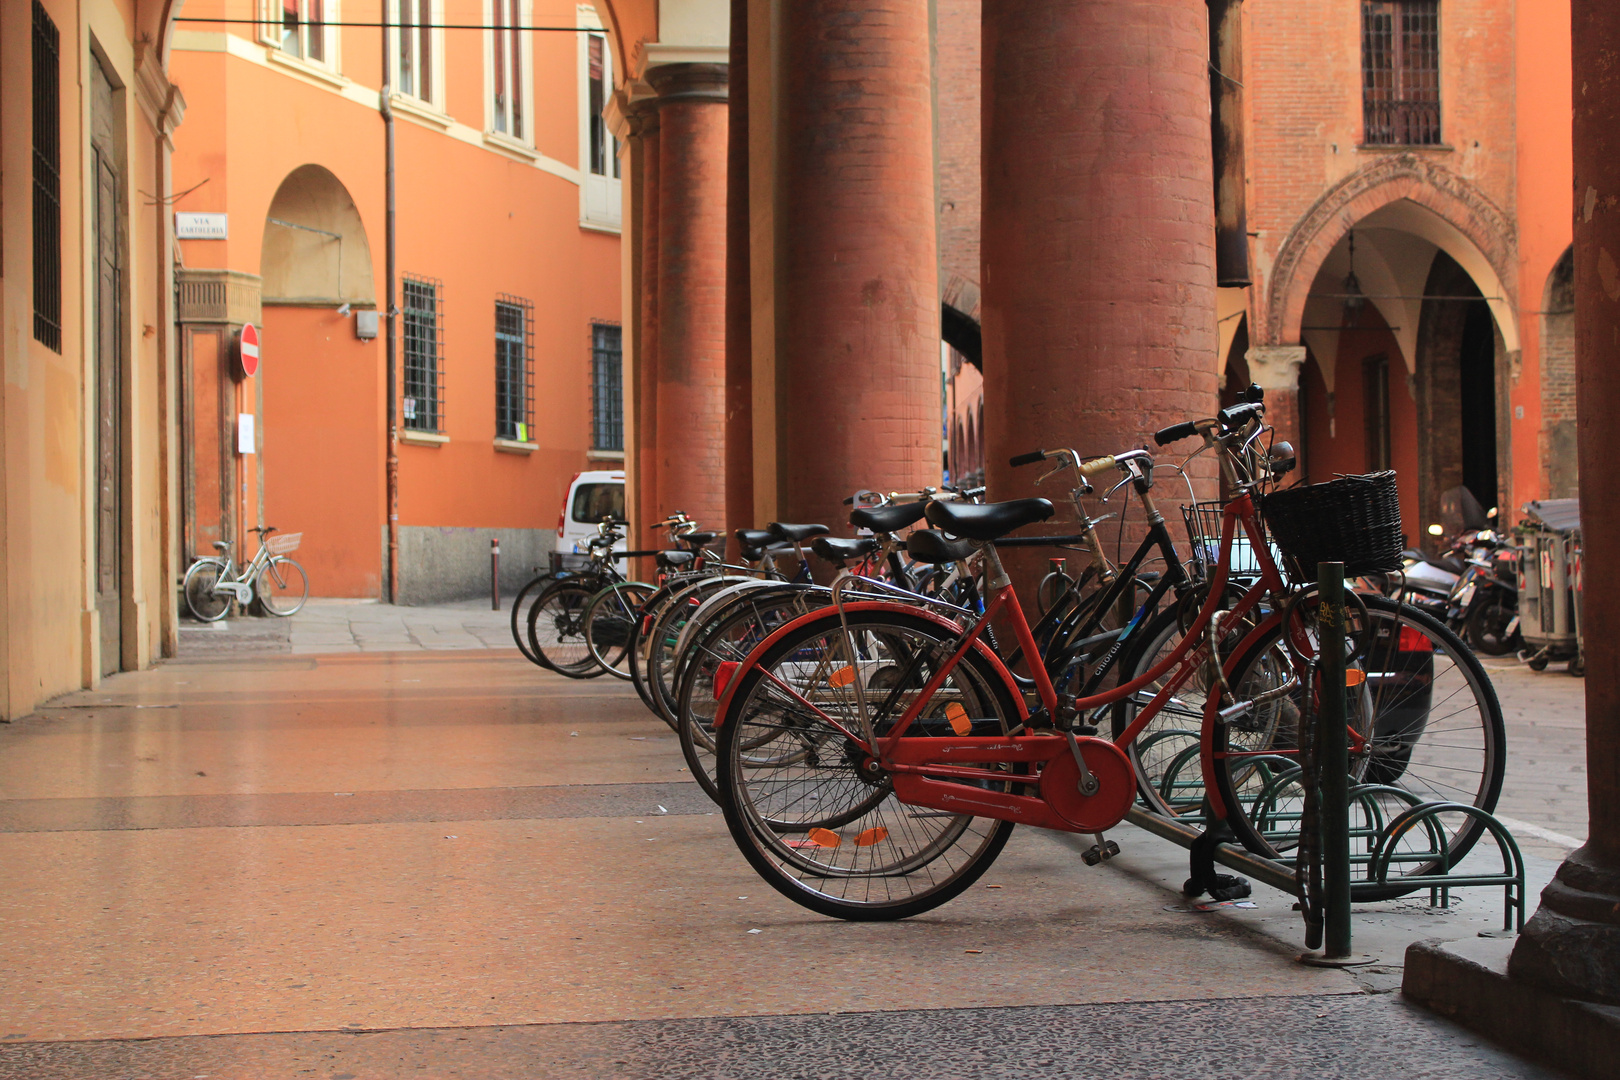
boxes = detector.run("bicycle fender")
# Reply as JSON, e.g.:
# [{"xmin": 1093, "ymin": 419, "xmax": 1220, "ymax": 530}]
[{"xmin": 713, "ymin": 600, "xmax": 1025, "ymax": 727}]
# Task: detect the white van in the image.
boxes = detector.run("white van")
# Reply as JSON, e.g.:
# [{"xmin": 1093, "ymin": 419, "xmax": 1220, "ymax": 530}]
[{"xmin": 555, "ymin": 469, "xmax": 627, "ymax": 571}]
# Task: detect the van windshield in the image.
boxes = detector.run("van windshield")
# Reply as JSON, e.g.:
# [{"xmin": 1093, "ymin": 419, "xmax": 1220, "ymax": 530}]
[{"xmin": 572, "ymin": 483, "xmax": 626, "ymax": 525}]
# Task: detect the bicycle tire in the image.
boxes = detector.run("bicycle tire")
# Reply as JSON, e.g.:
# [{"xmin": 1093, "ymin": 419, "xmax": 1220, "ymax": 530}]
[
  {"xmin": 583, "ymin": 580, "xmax": 656, "ymax": 679},
  {"xmin": 256, "ymin": 557, "xmax": 310, "ymax": 616},
  {"xmin": 183, "ymin": 559, "xmax": 232, "ymax": 622},
  {"xmin": 716, "ymin": 608, "xmax": 1021, "ymax": 921},
  {"xmin": 526, "ymin": 578, "xmax": 609, "ymax": 678},
  {"xmin": 1213, "ymin": 594, "xmax": 1506, "ymax": 899},
  {"xmin": 510, "ymin": 572, "xmax": 557, "ymax": 666}
]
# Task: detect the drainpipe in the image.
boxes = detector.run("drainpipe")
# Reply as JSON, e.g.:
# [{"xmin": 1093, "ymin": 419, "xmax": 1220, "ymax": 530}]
[{"xmin": 381, "ymin": 20, "xmax": 400, "ymax": 603}]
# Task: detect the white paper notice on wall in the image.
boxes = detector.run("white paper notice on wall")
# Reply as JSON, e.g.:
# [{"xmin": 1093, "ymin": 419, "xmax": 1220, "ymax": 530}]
[
  {"xmin": 238, "ymin": 413, "xmax": 256, "ymax": 455},
  {"xmin": 176, "ymin": 212, "xmax": 229, "ymax": 239}
]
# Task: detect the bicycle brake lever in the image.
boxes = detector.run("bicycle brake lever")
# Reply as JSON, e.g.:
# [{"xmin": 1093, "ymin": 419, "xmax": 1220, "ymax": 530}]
[{"xmin": 1036, "ymin": 463, "xmax": 1067, "ymax": 486}]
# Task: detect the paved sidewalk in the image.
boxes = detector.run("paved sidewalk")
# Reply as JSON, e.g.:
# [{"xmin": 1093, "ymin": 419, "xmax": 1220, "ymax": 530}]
[
  {"xmin": 0, "ymin": 649, "xmax": 1571, "ymax": 1077},
  {"xmin": 178, "ymin": 597, "xmax": 519, "ymax": 657}
]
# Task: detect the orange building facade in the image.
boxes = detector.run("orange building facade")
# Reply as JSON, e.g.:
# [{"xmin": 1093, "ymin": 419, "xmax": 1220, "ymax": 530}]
[{"xmin": 168, "ymin": 0, "xmax": 628, "ymax": 601}]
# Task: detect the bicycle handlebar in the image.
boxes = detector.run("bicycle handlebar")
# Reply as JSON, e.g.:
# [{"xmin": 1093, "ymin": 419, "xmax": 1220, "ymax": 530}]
[
  {"xmin": 1009, "ymin": 450, "xmax": 1046, "ymax": 468},
  {"xmin": 1077, "ymin": 455, "xmax": 1116, "ymax": 477}
]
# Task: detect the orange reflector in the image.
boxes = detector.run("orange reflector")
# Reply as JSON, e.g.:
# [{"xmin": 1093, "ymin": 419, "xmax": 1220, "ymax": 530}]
[
  {"xmin": 713, "ymin": 661, "xmax": 740, "ymax": 699},
  {"xmin": 1345, "ymin": 669, "xmax": 1367, "ymax": 687},
  {"xmin": 807, "ymin": 828, "xmax": 841, "ymax": 848},
  {"xmin": 946, "ymin": 702, "xmax": 972, "ymax": 736},
  {"xmin": 854, "ymin": 827, "xmax": 889, "ymax": 847},
  {"xmin": 828, "ymin": 666, "xmax": 857, "ymax": 689}
]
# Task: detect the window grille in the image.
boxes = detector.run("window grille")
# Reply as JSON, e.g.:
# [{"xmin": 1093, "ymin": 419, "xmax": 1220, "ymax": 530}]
[
  {"xmin": 1362, "ymin": 1, "xmax": 1441, "ymax": 146},
  {"xmin": 492, "ymin": 0, "xmax": 523, "ymax": 139},
  {"xmin": 402, "ymin": 276, "xmax": 445, "ymax": 432},
  {"xmin": 495, "ymin": 296, "xmax": 534, "ymax": 441},
  {"xmin": 591, "ymin": 323, "xmax": 623, "ymax": 452},
  {"xmin": 32, "ymin": 0, "xmax": 61, "ymax": 353}
]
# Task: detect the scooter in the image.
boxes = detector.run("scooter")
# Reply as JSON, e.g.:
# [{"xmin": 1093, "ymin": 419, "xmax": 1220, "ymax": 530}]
[{"xmin": 1445, "ymin": 530, "xmax": 1521, "ymax": 656}]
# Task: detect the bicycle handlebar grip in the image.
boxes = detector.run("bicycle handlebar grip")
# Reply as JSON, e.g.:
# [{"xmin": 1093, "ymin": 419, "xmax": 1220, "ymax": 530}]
[
  {"xmin": 1153, "ymin": 421, "xmax": 1199, "ymax": 446},
  {"xmin": 1218, "ymin": 401, "xmax": 1263, "ymax": 429},
  {"xmin": 1009, "ymin": 450, "xmax": 1046, "ymax": 467},
  {"xmin": 1078, "ymin": 455, "xmax": 1117, "ymax": 477}
]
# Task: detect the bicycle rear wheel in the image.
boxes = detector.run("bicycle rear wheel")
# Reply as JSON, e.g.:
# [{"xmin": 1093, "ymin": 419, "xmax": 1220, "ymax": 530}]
[
  {"xmin": 1213, "ymin": 595, "xmax": 1506, "ymax": 899},
  {"xmin": 183, "ymin": 560, "xmax": 231, "ymax": 622},
  {"xmin": 511, "ymin": 572, "xmax": 557, "ymax": 666},
  {"xmin": 717, "ymin": 609, "xmax": 1021, "ymax": 921},
  {"xmin": 527, "ymin": 579, "xmax": 608, "ymax": 678}
]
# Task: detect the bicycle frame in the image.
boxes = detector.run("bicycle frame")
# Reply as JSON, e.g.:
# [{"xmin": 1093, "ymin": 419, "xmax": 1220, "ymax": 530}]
[{"xmin": 716, "ymin": 489, "xmax": 1309, "ymax": 836}]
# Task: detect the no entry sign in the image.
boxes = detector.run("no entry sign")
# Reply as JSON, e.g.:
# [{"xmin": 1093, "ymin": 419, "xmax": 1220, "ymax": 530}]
[{"xmin": 237, "ymin": 323, "xmax": 260, "ymax": 378}]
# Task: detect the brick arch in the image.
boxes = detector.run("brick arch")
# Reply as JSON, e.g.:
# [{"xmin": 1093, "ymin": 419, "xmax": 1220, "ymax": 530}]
[{"xmin": 1265, "ymin": 155, "xmax": 1517, "ymax": 348}]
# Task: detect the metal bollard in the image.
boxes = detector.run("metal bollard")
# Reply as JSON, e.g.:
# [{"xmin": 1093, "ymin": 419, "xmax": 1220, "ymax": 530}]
[
  {"xmin": 491, "ymin": 538, "xmax": 500, "ymax": 611},
  {"xmin": 1317, "ymin": 562, "xmax": 1353, "ymax": 959}
]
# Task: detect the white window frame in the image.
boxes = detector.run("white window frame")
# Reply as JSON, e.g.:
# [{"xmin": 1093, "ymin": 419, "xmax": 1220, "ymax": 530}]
[
  {"xmin": 388, "ymin": 0, "xmax": 446, "ymax": 109},
  {"xmin": 484, "ymin": 0, "xmax": 534, "ymax": 146},
  {"xmin": 578, "ymin": 5, "xmax": 622, "ymax": 231},
  {"xmin": 259, "ymin": 0, "xmax": 340, "ymax": 70}
]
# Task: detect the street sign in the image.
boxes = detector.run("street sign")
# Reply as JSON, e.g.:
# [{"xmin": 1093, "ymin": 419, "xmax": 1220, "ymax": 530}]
[
  {"xmin": 175, "ymin": 212, "xmax": 228, "ymax": 239},
  {"xmin": 238, "ymin": 323, "xmax": 260, "ymax": 378}
]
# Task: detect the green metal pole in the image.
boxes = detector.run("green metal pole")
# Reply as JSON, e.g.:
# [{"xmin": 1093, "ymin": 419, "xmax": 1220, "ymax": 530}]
[{"xmin": 1318, "ymin": 562, "xmax": 1352, "ymax": 957}]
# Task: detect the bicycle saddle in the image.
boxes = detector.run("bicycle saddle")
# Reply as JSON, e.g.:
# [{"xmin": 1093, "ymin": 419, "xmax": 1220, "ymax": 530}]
[
  {"xmin": 906, "ymin": 529, "xmax": 977, "ymax": 565},
  {"xmin": 679, "ymin": 530, "xmax": 720, "ymax": 549},
  {"xmin": 656, "ymin": 550, "xmax": 697, "ymax": 570},
  {"xmin": 812, "ymin": 536, "xmax": 879, "ymax": 563},
  {"xmin": 211, "ymin": 540, "xmax": 231, "ymax": 551},
  {"xmin": 768, "ymin": 522, "xmax": 830, "ymax": 543},
  {"xmin": 925, "ymin": 498, "xmax": 1055, "ymax": 541},
  {"xmin": 849, "ymin": 501, "xmax": 927, "ymax": 534}
]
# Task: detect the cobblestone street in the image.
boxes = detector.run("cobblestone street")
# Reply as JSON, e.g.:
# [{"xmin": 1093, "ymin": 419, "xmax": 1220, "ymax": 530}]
[{"xmin": 0, "ymin": 610, "xmax": 1589, "ymax": 1077}]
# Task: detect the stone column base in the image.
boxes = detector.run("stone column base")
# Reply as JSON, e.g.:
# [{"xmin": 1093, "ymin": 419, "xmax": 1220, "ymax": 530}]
[{"xmin": 1508, "ymin": 846, "xmax": 1620, "ymax": 1005}]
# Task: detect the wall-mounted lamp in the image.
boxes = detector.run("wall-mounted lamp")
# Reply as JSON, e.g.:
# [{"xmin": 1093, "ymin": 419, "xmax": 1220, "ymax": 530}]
[{"xmin": 337, "ymin": 303, "xmax": 352, "ymax": 317}]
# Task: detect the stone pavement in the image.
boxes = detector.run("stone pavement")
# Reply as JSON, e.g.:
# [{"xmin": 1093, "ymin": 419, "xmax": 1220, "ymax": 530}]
[
  {"xmin": 0, "ymin": 640, "xmax": 1581, "ymax": 1078},
  {"xmin": 177, "ymin": 597, "xmax": 518, "ymax": 657}
]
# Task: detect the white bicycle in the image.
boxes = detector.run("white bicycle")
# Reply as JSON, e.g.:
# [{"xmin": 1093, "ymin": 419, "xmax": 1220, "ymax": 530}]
[{"xmin": 183, "ymin": 526, "xmax": 309, "ymax": 621}]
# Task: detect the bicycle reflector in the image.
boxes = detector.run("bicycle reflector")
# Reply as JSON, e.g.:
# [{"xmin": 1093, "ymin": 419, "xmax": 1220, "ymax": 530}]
[
  {"xmin": 946, "ymin": 702, "xmax": 972, "ymax": 736},
  {"xmin": 713, "ymin": 661, "xmax": 740, "ymax": 699}
]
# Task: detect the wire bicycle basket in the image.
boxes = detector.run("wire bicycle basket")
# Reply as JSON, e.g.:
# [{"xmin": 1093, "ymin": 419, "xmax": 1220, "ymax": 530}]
[
  {"xmin": 1181, "ymin": 501, "xmax": 1271, "ymax": 580},
  {"xmin": 1260, "ymin": 470, "xmax": 1404, "ymax": 580},
  {"xmin": 265, "ymin": 532, "xmax": 302, "ymax": 555}
]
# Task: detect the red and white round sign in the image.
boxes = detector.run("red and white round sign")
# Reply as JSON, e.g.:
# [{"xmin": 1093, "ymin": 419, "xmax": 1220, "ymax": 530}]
[{"xmin": 237, "ymin": 323, "xmax": 260, "ymax": 378}]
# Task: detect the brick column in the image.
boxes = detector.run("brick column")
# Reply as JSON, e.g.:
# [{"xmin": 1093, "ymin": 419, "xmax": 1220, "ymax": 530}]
[
  {"xmin": 774, "ymin": 2, "xmax": 940, "ymax": 524},
  {"xmin": 724, "ymin": 0, "xmax": 754, "ymax": 547},
  {"xmin": 1508, "ymin": 0, "xmax": 1620, "ymax": 1004},
  {"xmin": 631, "ymin": 101, "xmax": 662, "ymax": 555},
  {"xmin": 650, "ymin": 63, "xmax": 729, "ymax": 533},
  {"xmin": 981, "ymin": 0, "xmax": 1218, "ymax": 534},
  {"xmin": 1246, "ymin": 345, "xmax": 1305, "ymax": 457}
]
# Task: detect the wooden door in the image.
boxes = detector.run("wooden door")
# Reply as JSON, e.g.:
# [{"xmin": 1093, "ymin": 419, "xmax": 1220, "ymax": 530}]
[{"xmin": 92, "ymin": 60, "xmax": 122, "ymax": 675}]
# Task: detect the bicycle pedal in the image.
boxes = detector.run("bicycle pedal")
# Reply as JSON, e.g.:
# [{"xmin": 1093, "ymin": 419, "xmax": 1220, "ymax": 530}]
[
  {"xmin": 1082, "ymin": 846, "xmax": 1104, "ymax": 867},
  {"xmin": 1075, "ymin": 724, "xmax": 1099, "ymax": 736}
]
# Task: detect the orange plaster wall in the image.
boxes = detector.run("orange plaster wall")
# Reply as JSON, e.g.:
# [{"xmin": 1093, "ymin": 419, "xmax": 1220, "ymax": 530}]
[{"xmin": 260, "ymin": 307, "xmax": 384, "ymax": 597}]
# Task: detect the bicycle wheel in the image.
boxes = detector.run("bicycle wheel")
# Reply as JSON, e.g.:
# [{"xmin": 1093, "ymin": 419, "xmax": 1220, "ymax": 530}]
[
  {"xmin": 583, "ymin": 581, "xmax": 656, "ymax": 679},
  {"xmin": 717, "ymin": 609, "xmax": 1021, "ymax": 921},
  {"xmin": 1108, "ymin": 607, "xmax": 1220, "ymax": 820},
  {"xmin": 1213, "ymin": 594, "xmax": 1506, "ymax": 899},
  {"xmin": 256, "ymin": 557, "xmax": 309, "ymax": 616},
  {"xmin": 527, "ymin": 579, "xmax": 607, "ymax": 678},
  {"xmin": 677, "ymin": 585, "xmax": 824, "ymax": 804},
  {"xmin": 510, "ymin": 572, "xmax": 556, "ymax": 666},
  {"xmin": 183, "ymin": 560, "xmax": 231, "ymax": 622},
  {"xmin": 646, "ymin": 576, "xmax": 740, "ymax": 728}
]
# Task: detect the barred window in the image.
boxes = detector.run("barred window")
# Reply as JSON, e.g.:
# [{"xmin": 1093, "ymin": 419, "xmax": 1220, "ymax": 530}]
[
  {"xmin": 1362, "ymin": 1, "xmax": 1441, "ymax": 146},
  {"xmin": 591, "ymin": 323, "xmax": 623, "ymax": 452},
  {"xmin": 495, "ymin": 296, "xmax": 534, "ymax": 441},
  {"xmin": 402, "ymin": 276, "xmax": 445, "ymax": 432},
  {"xmin": 32, "ymin": 0, "xmax": 61, "ymax": 353}
]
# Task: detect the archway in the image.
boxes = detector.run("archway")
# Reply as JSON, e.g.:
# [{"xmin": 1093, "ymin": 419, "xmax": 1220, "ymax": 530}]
[
  {"xmin": 257, "ymin": 166, "xmax": 382, "ymax": 597},
  {"xmin": 1541, "ymin": 247, "xmax": 1576, "ymax": 497}
]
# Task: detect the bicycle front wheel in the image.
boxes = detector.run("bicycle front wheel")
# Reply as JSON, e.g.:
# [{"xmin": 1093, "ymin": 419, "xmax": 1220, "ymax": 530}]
[
  {"xmin": 1213, "ymin": 595, "xmax": 1506, "ymax": 899},
  {"xmin": 257, "ymin": 557, "xmax": 309, "ymax": 616},
  {"xmin": 183, "ymin": 560, "xmax": 231, "ymax": 622},
  {"xmin": 717, "ymin": 609, "xmax": 1021, "ymax": 921},
  {"xmin": 583, "ymin": 581, "xmax": 656, "ymax": 679},
  {"xmin": 527, "ymin": 579, "xmax": 607, "ymax": 678},
  {"xmin": 510, "ymin": 572, "xmax": 557, "ymax": 666}
]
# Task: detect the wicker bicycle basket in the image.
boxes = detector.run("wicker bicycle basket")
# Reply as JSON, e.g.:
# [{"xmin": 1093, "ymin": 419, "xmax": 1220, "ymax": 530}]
[
  {"xmin": 1259, "ymin": 471, "xmax": 1404, "ymax": 578},
  {"xmin": 265, "ymin": 531, "xmax": 302, "ymax": 555}
]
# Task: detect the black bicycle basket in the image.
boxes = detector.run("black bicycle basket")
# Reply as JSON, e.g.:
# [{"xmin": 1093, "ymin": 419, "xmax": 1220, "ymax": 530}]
[{"xmin": 1259, "ymin": 470, "xmax": 1404, "ymax": 578}]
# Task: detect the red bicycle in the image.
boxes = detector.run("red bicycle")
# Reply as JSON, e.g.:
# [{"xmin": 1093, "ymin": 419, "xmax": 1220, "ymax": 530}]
[{"xmin": 712, "ymin": 401, "xmax": 1505, "ymax": 919}]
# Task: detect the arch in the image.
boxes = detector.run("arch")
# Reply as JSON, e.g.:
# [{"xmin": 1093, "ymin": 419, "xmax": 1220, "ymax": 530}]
[
  {"xmin": 1267, "ymin": 155, "xmax": 1519, "ymax": 354},
  {"xmin": 260, "ymin": 165, "xmax": 376, "ymax": 305},
  {"xmin": 942, "ymin": 302, "xmax": 981, "ymax": 370},
  {"xmin": 1541, "ymin": 245, "xmax": 1577, "ymax": 497}
]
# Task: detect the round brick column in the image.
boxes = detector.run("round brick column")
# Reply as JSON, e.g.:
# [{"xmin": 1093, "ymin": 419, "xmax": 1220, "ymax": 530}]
[
  {"xmin": 650, "ymin": 63, "xmax": 730, "ymax": 532},
  {"xmin": 1508, "ymin": 0, "xmax": 1620, "ymax": 1005},
  {"xmin": 775, "ymin": 2, "xmax": 941, "ymax": 524},
  {"xmin": 981, "ymin": 0, "xmax": 1219, "ymax": 533},
  {"xmin": 724, "ymin": 0, "xmax": 755, "ymax": 546}
]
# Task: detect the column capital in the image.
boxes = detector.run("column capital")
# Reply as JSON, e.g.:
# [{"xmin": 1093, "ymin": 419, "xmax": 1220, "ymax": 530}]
[
  {"xmin": 1245, "ymin": 345, "xmax": 1307, "ymax": 392},
  {"xmin": 611, "ymin": 85, "xmax": 661, "ymax": 140},
  {"xmin": 645, "ymin": 61, "xmax": 729, "ymax": 105}
]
